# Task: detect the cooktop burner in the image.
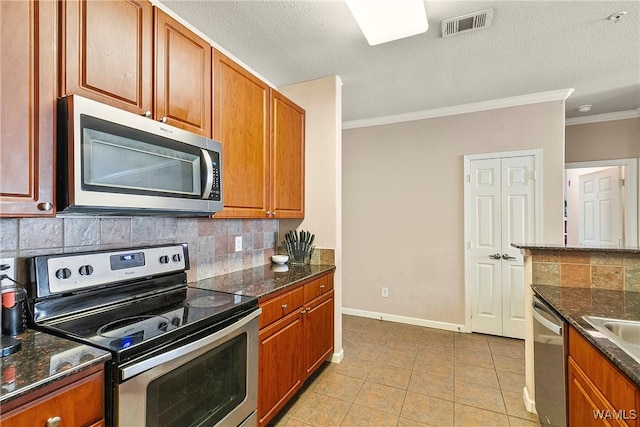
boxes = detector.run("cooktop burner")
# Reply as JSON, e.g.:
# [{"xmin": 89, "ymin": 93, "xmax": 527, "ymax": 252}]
[{"xmin": 187, "ymin": 294, "xmax": 233, "ymax": 308}]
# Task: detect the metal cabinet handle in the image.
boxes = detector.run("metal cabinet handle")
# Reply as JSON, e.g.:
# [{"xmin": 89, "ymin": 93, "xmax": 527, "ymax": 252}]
[
  {"xmin": 282, "ymin": 304, "xmax": 288, "ymax": 309},
  {"xmin": 45, "ymin": 416, "xmax": 61, "ymax": 427},
  {"xmin": 272, "ymin": 211, "xmax": 277, "ymax": 216},
  {"xmin": 301, "ymin": 309, "xmax": 307, "ymax": 314},
  {"xmin": 319, "ymin": 285, "xmax": 325, "ymax": 289},
  {"xmin": 37, "ymin": 202, "xmax": 53, "ymax": 211},
  {"xmin": 488, "ymin": 253, "xmax": 502, "ymax": 259},
  {"xmin": 266, "ymin": 211, "xmax": 272, "ymax": 216},
  {"xmin": 502, "ymin": 254, "xmax": 517, "ymax": 260},
  {"xmin": 142, "ymin": 110, "xmax": 152, "ymax": 117},
  {"xmin": 160, "ymin": 116, "xmax": 168, "ymax": 123}
]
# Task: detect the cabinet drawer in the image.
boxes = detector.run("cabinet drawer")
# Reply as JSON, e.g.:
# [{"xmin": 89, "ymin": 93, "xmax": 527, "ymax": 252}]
[
  {"xmin": 303, "ymin": 274, "xmax": 333, "ymax": 302},
  {"xmin": 569, "ymin": 327, "xmax": 638, "ymax": 418},
  {"xmin": 259, "ymin": 286, "xmax": 304, "ymax": 329},
  {"xmin": 1, "ymin": 369, "xmax": 104, "ymax": 427}
]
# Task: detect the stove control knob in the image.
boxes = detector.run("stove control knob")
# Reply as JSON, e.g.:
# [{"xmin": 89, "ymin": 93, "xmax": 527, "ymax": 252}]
[
  {"xmin": 159, "ymin": 255, "xmax": 170, "ymax": 264},
  {"xmin": 79, "ymin": 265, "xmax": 94, "ymax": 276},
  {"xmin": 158, "ymin": 321, "xmax": 168, "ymax": 331},
  {"xmin": 172, "ymin": 254, "xmax": 182, "ymax": 263},
  {"xmin": 171, "ymin": 317, "xmax": 181, "ymax": 327},
  {"xmin": 55, "ymin": 268, "xmax": 72, "ymax": 280}
]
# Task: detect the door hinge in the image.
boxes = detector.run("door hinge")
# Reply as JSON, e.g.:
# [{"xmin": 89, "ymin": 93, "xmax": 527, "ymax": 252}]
[
  {"xmin": 619, "ymin": 178, "xmax": 625, "ymax": 187},
  {"xmin": 467, "ymin": 174, "xmax": 472, "ymax": 183}
]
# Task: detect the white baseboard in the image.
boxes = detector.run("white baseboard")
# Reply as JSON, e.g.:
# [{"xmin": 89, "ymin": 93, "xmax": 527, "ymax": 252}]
[
  {"xmin": 330, "ymin": 348, "xmax": 344, "ymax": 363},
  {"xmin": 523, "ymin": 386, "xmax": 537, "ymax": 414},
  {"xmin": 341, "ymin": 307, "xmax": 467, "ymax": 333}
]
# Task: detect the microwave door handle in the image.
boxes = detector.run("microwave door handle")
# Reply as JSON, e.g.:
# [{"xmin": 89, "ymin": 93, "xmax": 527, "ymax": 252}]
[{"xmin": 201, "ymin": 149, "xmax": 214, "ymax": 200}]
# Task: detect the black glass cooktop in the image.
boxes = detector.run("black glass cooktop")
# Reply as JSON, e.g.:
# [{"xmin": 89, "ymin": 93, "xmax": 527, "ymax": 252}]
[{"xmin": 38, "ymin": 287, "xmax": 257, "ymax": 357}]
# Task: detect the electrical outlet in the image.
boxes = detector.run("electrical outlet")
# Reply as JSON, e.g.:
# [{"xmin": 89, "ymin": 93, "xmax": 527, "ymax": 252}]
[
  {"xmin": 381, "ymin": 287, "xmax": 389, "ymax": 298},
  {"xmin": 0, "ymin": 257, "xmax": 16, "ymax": 289},
  {"xmin": 235, "ymin": 236, "xmax": 243, "ymax": 252}
]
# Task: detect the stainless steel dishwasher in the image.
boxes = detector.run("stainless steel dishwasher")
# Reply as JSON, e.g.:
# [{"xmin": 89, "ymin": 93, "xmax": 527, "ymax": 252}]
[{"xmin": 532, "ymin": 295, "xmax": 567, "ymax": 427}]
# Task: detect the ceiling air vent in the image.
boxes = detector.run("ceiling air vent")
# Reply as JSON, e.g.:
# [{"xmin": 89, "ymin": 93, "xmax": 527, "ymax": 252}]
[{"xmin": 441, "ymin": 8, "xmax": 494, "ymax": 38}]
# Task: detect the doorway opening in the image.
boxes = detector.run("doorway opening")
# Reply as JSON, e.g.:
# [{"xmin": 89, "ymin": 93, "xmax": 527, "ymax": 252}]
[{"xmin": 565, "ymin": 158, "xmax": 638, "ymax": 247}]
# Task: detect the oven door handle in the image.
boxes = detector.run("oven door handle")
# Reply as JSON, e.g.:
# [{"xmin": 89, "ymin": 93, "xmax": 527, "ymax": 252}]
[{"xmin": 120, "ymin": 307, "xmax": 261, "ymax": 381}]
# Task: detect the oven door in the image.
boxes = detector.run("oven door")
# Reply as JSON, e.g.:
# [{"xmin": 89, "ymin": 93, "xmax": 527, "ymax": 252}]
[{"xmin": 116, "ymin": 308, "xmax": 260, "ymax": 427}]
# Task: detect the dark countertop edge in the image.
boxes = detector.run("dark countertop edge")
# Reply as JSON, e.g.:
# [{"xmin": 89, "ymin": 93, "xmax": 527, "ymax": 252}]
[
  {"xmin": 532, "ymin": 285, "xmax": 640, "ymax": 387},
  {"xmin": 190, "ymin": 264, "xmax": 336, "ymax": 300},
  {"xmin": 257, "ymin": 265, "xmax": 336, "ymax": 300},
  {"xmin": 0, "ymin": 352, "xmax": 111, "ymax": 404},
  {"xmin": 513, "ymin": 243, "xmax": 640, "ymax": 254}
]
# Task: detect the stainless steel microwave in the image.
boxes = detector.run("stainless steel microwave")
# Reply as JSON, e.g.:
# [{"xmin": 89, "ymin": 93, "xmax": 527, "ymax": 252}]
[{"xmin": 57, "ymin": 95, "xmax": 222, "ymax": 216}]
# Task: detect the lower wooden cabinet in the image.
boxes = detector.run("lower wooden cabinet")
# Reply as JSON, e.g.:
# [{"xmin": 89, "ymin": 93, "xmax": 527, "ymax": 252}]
[
  {"xmin": 257, "ymin": 271, "xmax": 334, "ymax": 426},
  {"xmin": 568, "ymin": 326, "xmax": 639, "ymax": 427},
  {"xmin": 1, "ymin": 365, "xmax": 105, "ymax": 427}
]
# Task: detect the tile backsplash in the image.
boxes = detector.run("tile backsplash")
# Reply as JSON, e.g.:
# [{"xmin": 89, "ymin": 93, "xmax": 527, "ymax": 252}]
[
  {"xmin": 0, "ymin": 216, "xmax": 278, "ymax": 285},
  {"xmin": 531, "ymin": 250, "xmax": 640, "ymax": 292}
]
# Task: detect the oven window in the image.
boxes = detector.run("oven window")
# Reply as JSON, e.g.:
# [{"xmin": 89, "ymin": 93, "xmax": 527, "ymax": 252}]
[
  {"xmin": 145, "ymin": 333, "xmax": 247, "ymax": 427},
  {"xmin": 80, "ymin": 115, "xmax": 202, "ymax": 197}
]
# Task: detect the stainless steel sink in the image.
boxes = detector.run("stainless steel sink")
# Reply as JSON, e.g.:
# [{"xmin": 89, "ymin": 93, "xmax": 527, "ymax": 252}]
[{"xmin": 582, "ymin": 316, "xmax": 640, "ymax": 363}]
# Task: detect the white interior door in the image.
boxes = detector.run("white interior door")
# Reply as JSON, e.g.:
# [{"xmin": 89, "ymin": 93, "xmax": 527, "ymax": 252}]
[
  {"xmin": 579, "ymin": 167, "xmax": 623, "ymax": 246},
  {"xmin": 469, "ymin": 155, "xmax": 535, "ymax": 339}
]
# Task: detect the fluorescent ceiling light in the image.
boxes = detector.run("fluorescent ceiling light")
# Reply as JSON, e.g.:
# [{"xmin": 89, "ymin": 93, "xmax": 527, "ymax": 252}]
[{"xmin": 346, "ymin": 0, "xmax": 428, "ymax": 46}]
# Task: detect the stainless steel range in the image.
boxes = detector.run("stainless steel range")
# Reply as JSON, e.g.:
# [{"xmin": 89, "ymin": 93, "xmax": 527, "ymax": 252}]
[{"xmin": 28, "ymin": 243, "xmax": 260, "ymax": 427}]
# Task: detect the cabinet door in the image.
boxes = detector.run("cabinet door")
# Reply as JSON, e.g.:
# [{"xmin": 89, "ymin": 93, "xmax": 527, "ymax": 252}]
[
  {"xmin": 270, "ymin": 91, "xmax": 305, "ymax": 218},
  {"xmin": 1, "ymin": 369, "xmax": 104, "ymax": 427},
  {"xmin": 61, "ymin": 0, "xmax": 153, "ymax": 115},
  {"xmin": 213, "ymin": 50, "xmax": 270, "ymax": 218},
  {"xmin": 302, "ymin": 291, "xmax": 334, "ymax": 378},
  {"xmin": 258, "ymin": 311, "xmax": 303, "ymax": 427},
  {"xmin": 155, "ymin": 9, "xmax": 212, "ymax": 136},
  {"xmin": 568, "ymin": 357, "xmax": 628, "ymax": 427},
  {"xmin": 0, "ymin": 0, "xmax": 56, "ymax": 216}
]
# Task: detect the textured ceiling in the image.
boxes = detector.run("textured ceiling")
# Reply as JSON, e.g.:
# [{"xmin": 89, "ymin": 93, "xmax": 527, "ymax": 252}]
[{"xmin": 159, "ymin": 0, "xmax": 640, "ymax": 123}]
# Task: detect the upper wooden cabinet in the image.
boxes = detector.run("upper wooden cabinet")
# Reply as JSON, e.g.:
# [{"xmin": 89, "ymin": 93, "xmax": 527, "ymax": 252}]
[
  {"xmin": 0, "ymin": 0, "xmax": 57, "ymax": 217},
  {"xmin": 270, "ymin": 91, "xmax": 305, "ymax": 219},
  {"xmin": 60, "ymin": 0, "xmax": 211, "ymax": 136},
  {"xmin": 214, "ymin": 51, "xmax": 305, "ymax": 219},
  {"xmin": 155, "ymin": 9, "xmax": 212, "ymax": 137},
  {"xmin": 213, "ymin": 50, "xmax": 270, "ymax": 217},
  {"xmin": 60, "ymin": 0, "xmax": 152, "ymax": 115}
]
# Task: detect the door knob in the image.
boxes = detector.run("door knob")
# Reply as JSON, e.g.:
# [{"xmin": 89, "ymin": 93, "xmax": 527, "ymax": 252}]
[
  {"xmin": 502, "ymin": 254, "xmax": 517, "ymax": 260},
  {"xmin": 488, "ymin": 253, "xmax": 502, "ymax": 259}
]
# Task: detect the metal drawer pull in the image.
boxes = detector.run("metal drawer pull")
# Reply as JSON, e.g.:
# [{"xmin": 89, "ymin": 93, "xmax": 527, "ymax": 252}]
[
  {"xmin": 160, "ymin": 116, "xmax": 168, "ymax": 123},
  {"xmin": 281, "ymin": 304, "xmax": 288, "ymax": 309},
  {"xmin": 319, "ymin": 285, "xmax": 325, "ymax": 289},
  {"xmin": 45, "ymin": 416, "xmax": 61, "ymax": 427},
  {"xmin": 142, "ymin": 110, "xmax": 152, "ymax": 117},
  {"xmin": 488, "ymin": 253, "xmax": 502, "ymax": 259},
  {"xmin": 502, "ymin": 254, "xmax": 517, "ymax": 260}
]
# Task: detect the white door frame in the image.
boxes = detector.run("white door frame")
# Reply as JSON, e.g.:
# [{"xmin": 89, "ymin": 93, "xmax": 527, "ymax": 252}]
[
  {"xmin": 463, "ymin": 149, "xmax": 543, "ymax": 334},
  {"xmin": 565, "ymin": 158, "xmax": 638, "ymax": 246}
]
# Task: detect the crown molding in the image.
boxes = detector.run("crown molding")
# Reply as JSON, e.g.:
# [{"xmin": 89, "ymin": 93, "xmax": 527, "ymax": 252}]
[
  {"xmin": 565, "ymin": 109, "xmax": 640, "ymax": 126},
  {"xmin": 342, "ymin": 88, "xmax": 575, "ymax": 130}
]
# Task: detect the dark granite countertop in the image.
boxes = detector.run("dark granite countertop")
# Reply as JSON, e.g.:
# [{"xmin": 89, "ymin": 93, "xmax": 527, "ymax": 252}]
[
  {"xmin": 532, "ymin": 284, "xmax": 640, "ymax": 387},
  {"xmin": 514, "ymin": 243, "xmax": 640, "ymax": 254},
  {"xmin": 0, "ymin": 329, "xmax": 111, "ymax": 405},
  {"xmin": 191, "ymin": 263, "xmax": 336, "ymax": 299}
]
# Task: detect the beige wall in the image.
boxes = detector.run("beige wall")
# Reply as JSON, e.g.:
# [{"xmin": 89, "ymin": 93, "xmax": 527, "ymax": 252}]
[
  {"xmin": 279, "ymin": 76, "xmax": 344, "ymax": 360},
  {"xmin": 566, "ymin": 118, "xmax": 640, "ymax": 162},
  {"xmin": 342, "ymin": 101, "xmax": 566, "ymax": 327}
]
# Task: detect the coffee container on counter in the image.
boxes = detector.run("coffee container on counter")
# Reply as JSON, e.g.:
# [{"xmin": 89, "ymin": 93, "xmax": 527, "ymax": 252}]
[{"xmin": 2, "ymin": 287, "xmax": 27, "ymax": 336}]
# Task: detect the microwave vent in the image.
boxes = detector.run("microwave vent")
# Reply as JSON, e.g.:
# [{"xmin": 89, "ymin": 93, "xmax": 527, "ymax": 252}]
[{"xmin": 441, "ymin": 8, "xmax": 494, "ymax": 38}]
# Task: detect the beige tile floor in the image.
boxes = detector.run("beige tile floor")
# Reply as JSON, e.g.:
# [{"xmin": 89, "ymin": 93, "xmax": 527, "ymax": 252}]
[{"xmin": 270, "ymin": 315, "xmax": 542, "ymax": 427}]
